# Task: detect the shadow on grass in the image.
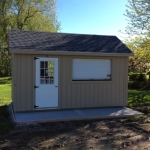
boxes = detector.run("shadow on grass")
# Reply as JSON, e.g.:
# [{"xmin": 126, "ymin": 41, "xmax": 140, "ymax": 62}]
[
  {"xmin": 128, "ymin": 90, "xmax": 150, "ymax": 114},
  {"xmin": 0, "ymin": 77, "xmax": 12, "ymax": 84},
  {"xmin": 0, "ymin": 105, "xmax": 14, "ymax": 135}
]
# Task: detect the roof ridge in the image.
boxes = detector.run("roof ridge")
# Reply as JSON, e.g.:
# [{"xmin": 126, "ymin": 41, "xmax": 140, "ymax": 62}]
[{"xmin": 9, "ymin": 29, "xmax": 116, "ymax": 37}]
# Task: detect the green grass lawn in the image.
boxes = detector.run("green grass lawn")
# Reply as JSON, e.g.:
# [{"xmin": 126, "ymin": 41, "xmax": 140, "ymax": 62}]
[
  {"xmin": 0, "ymin": 84, "xmax": 12, "ymax": 106},
  {"xmin": 128, "ymin": 90, "xmax": 150, "ymax": 108},
  {"xmin": 0, "ymin": 77, "xmax": 12, "ymax": 84}
]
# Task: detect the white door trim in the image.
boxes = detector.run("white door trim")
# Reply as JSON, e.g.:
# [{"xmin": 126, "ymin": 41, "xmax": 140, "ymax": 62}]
[{"xmin": 35, "ymin": 57, "xmax": 58, "ymax": 109}]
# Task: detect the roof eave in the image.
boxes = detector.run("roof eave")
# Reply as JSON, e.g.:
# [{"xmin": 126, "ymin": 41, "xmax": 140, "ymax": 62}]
[{"xmin": 9, "ymin": 49, "xmax": 133, "ymax": 56}]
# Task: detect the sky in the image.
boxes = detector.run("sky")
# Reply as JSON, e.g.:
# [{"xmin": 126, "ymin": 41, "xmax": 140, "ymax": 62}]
[{"xmin": 56, "ymin": 0, "xmax": 129, "ymax": 40}]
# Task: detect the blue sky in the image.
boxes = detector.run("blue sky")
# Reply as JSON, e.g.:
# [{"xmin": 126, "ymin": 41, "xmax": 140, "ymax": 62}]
[{"xmin": 57, "ymin": 0, "xmax": 128, "ymax": 40}]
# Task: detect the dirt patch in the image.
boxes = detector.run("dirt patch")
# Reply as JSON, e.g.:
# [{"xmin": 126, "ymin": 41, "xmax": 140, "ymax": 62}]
[{"xmin": 0, "ymin": 117, "xmax": 150, "ymax": 150}]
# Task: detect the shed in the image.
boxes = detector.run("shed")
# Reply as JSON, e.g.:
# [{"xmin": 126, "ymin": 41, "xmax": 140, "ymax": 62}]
[{"xmin": 8, "ymin": 30, "xmax": 133, "ymax": 112}]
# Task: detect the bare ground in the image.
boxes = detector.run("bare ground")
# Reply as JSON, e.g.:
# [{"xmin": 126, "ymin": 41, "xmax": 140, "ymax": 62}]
[{"xmin": 0, "ymin": 116, "xmax": 150, "ymax": 150}]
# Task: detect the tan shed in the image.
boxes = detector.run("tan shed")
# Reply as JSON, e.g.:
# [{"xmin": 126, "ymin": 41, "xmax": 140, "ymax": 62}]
[{"xmin": 8, "ymin": 30, "xmax": 133, "ymax": 112}]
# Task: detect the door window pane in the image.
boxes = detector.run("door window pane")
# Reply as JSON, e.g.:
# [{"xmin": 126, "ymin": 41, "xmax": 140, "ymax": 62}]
[
  {"xmin": 45, "ymin": 62, "xmax": 48, "ymax": 68},
  {"xmin": 40, "ymin": 61, "xmax": 44, "ymax": 68},
  {"xmin": 40, "ymin": 69, "xmax": 45, "ymax": 76},
  {"xmin": 45, "ymin": 69, "xmax": 48, "ymax": 76},
  {"xmin": 40, "ymin": 61, "xmax": 54, "ymax": 84},
  {"xmin": 48, "ymin": 62, "xmax": 54, "ymax": 68}
]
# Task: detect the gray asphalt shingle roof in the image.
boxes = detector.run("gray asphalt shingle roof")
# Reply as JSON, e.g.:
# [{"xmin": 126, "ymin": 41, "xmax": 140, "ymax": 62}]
[{"xmin": 8, "ymin": 30, "xmax": 132, "ymax": 54}]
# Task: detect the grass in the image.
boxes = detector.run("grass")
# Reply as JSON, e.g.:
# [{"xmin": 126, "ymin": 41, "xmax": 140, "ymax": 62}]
[
  {"xmin": 128, "ymin": 90, "xmax": 150, "ymax": 108},
  {"xmin": 0, "ymin": 77, "xmax": 12, "ymax": 84},
  {"xmin": 0, "ymin": 84, "xmax": 11, "ymax": 106},
  {"xmin": 128, "ymin": 90, "xmax": 150, "ymax": 116}
]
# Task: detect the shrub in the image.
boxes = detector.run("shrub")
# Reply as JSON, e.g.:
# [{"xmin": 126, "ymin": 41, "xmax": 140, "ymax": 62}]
[
  {"xmin": 129, "ymin": 73, "xmax": 139, "ymax": 81},
  {"xmin": 128, "ymin": 81, "xmax": 141, "ymax": 89},
  {"xmin": 128, "ymin": 73, "xmax": 147, "ymax": 89},
  {"xmin": 0, "ymin": 77, "xmax": 12, "ymax": 84},
  {"xmin": 137, "ymin": 74, "xmax": 147, "ymax": 84}
]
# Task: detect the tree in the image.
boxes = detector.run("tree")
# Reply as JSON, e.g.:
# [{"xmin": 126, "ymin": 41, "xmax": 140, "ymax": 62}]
[
  {"xmin": 124, "ymin": 0, "xmax": 150, "ymax": 73},
  {"xmin": 125, "ymin": 0, "xmax": 150, "ymax": 37},
  {"xmin": 0, "ymin": 0, "xmax": 60, "ymax": 76},
  {"xmin": 125, "ymin": 37, "xmax": 150, "ymax": 73},
  {"xmin": 9, "ymin": 0, "xmax": 59, "ymax": 30}
]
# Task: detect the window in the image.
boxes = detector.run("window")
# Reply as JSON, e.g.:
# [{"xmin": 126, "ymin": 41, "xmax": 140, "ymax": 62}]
[
  {"xmin": 72, "ymin": 59, "xmax": 111, "ymax": 81},
  {"xmin": 40, "ymin": 61, "xmax": 54, "ymax": 84}
]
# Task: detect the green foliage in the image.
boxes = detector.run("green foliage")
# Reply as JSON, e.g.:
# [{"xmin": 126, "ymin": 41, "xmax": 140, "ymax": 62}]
[
  {"xmin": 125, "ymin": 38, "xmax": 150, "ymax": 73},
  {"xmin": 8, "ymin": 0, "xmax": 60, "ymax": 31},
  {"xmin": 128, "ymin": 90, "xmax": 150, "ymax": 108},
  {"xmin": 129, "ymin": 73, "xmax": 138, "ymax": 81},
  {"xmin": 128, "ymin": 73, "xmax": 147, "ymax": 89},
  {"xmin": 138, "ymin": 74, "xmax": 147, "ymax": 83},
  {"xmin": 129, "ymin": 73, "xmax": 147, "ymax": 83},
  {"xmin": 0, "ymin": 77, "xmax": 12, "ymax": 84},
  {"xmin": 0, "ymin": 50, "xmax": 11, "ymax": 77},
  {"xmin": 0, "ymin": 0, "xmax": 60, "ymax": 77},
  {"xmin": 128, "ymin": 81, "xmax": 141, "ymax": 89},
  {"xmin": 124, "ymin": 1, "xmax": 150, "ymax": 73},
  {"xmin": 0, "ymin": 84, "xmax": 11, "ymax": 106},
  {"xmin": 125, "ymin": 0, "xmax": 150, "ymax": 37}
]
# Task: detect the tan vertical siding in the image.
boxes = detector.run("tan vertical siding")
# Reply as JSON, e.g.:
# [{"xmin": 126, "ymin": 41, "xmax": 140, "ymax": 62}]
[
  {"xmin": 12, "ymin": 54, "xmax": 129, "ymax": 112},
  {"xmin": 26, "ymin": 55, "xmax": 33, "ymax": 110},
  {"xmin": 124, "ymin": 57, "xmax": 128, "ymax": 106},
  {"xmin": 119, "ymin": 58, "xmax": 125, "ymax": 106},
  {"xmin": 71, "ymin": 84, "xmax": 77, "ymax": 108},
  {"xmin": 103, "ymin": 84, "xmax": 107, "ymax": 106},
  {"xmin": 114, "ymin": 58, "xmax": 120, "ymax": 106},
  {"xmin": 80, "ymin": 84, "xmax": 86, "ymax": 107},
  {"xmin": 66, "ymin": 57, "xmax": 72, "ymax": 108},
  {"xmin": 60, "ymin": 56, "xmax": 67, "ymax": 108},
  {"xmin": 89, "ymin": 84, "xmax": 94, "ymax": 107},
  {"xmin": 111, "ymin": 59, "xmax": 116, "ymax": 106},
  {"xmin": 20, "ymin": 55, "xmax": 26, "ymax": 111},
  {"xmin": 85, "ymin": 84, "xmax": 90, "ymax": 107},
  {"xmin": 13, "ymin": 54, "xmax": 34, "ymax": 112},
  {"xmin": 76, "ymin": 84, "xmax": 81, "ymax": 107},
  {"xmin": 93, "ymin": 84, "xmax": 99, "ymax": 107},
  {"xmin": 98, "ymin": 84, "xmax": 103, "ymax": 106},
  {"xmin": 15, "ymin": 54, "xmax": 21, "ymax": 111},
  {"xmin": 59, "ymin": 56, "xmax": 128, "ymax": 109},
  {"xmin": 58, "ymin": 56, "xmax": 62, "ymax": 109},
  {"xmin": 12, "ymin": 54, "xmax": 16, "ymax": 109}
]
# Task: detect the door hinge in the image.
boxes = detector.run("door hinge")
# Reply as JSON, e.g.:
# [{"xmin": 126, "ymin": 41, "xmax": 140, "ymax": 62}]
[
  {"xmin": 34, "ymin": 105, "xmax": 39, "ymax": 108},
  {"xmin": 34, "ymin": 85, "xmax": 39, "ymax": 89},
  {"xmin": 34, "ymin": 57, "xmax": 39, "ymax": 60}
]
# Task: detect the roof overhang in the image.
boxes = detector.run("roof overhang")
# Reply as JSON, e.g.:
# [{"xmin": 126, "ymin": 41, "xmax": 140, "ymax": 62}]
[{"xmin": 9, "ymin": 49, "xmax": 133, "ymax": 57}]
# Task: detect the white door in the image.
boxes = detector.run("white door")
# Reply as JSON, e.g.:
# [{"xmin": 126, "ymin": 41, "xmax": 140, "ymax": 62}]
[{"xmin": 35, "ymin": 57, "xmax": 58, "ymax": 108}]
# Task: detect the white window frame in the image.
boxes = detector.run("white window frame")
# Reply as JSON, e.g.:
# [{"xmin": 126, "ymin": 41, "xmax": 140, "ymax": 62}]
[{"xmin": 72, "ymin": 58, "xmax": 112, "ymax": 81}]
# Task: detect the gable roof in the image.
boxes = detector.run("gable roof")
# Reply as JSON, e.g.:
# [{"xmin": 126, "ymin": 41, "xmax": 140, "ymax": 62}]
[{"xmin": 8, "ymin": 30, "xmax": 132, "ymax": 55}]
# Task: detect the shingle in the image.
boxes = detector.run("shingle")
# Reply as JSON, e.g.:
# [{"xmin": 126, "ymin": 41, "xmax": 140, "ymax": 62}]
[{"xmin": 8, "ymin": 30, "xmax": 132, "ymax": 53}]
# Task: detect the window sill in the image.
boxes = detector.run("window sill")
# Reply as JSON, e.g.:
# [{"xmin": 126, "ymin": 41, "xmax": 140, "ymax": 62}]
[{"xmin": 70, "ymin": 80, "xmax": 113, "ymax": 84}]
